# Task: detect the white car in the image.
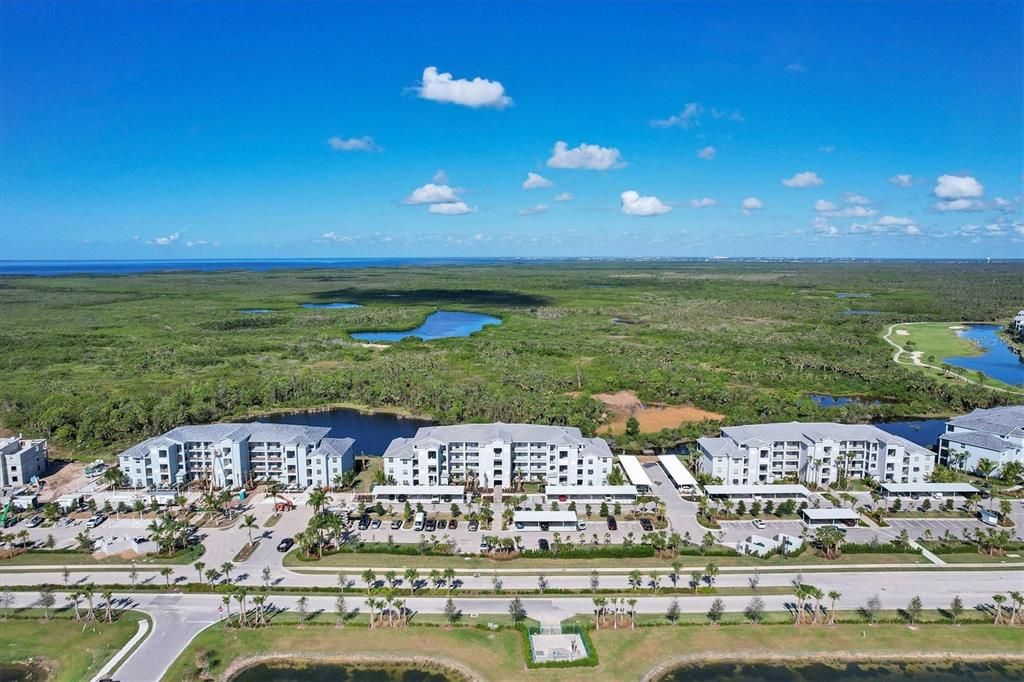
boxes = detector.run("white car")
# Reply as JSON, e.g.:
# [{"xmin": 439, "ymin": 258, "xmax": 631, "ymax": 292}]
[
  {"xmin": 577, "ymin": 521, "xmax": 587, "ymax": 531},
  {"xmin": 752, "ymin": 518, "xmax": 766, "ymax": 530}
]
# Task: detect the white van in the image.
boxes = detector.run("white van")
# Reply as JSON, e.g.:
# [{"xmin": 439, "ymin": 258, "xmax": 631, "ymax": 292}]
[{"xmin": 413, "ymin": 511, "xmax": 426, "ymax": 532}]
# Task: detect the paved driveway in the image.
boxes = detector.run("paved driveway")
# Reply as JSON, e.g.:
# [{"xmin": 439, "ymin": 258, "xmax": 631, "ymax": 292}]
[{"xmin": 643, "ymin": 461, "xmax": 708, "ymax": 540}]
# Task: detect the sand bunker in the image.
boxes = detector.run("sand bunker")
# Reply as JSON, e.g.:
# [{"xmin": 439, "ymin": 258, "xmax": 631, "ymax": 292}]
[
  {"xmin": 895, "ymin": 329, "xmax": 910, "ymax": 336},
  {"xmin": 593, "ymin": 390, "xmax": 723, "ymax": 434},
  {"xmin": 948, "ymin": 325, "xmax": 966, "ymax": 330}
]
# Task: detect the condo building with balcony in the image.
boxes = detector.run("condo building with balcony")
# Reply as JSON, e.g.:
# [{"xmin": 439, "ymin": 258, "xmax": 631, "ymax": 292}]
[
  {"xmin": 117, "ymin": 422, "xmax": 354, "ymax": 490},
  {"xmin": 382, "ymin": 422, "xmax": 613, "ymax": 489},
  {"xmin": 938, "ymin": 405, "xmax": 1024, "ymax": 475},
  {"xmin": 697, "ymin": 421, "xmax": 934, "ymax": 487},
  {"xmin": 0, "ymin": 435, "xmax": 48, "ymax": 488}
]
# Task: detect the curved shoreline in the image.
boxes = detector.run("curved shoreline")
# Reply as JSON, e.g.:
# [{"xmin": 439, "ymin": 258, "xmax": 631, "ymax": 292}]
[
  {"xmin": 640, "ymin": 650, "xmax": 1024, "ymax": 682},
  {"xmin": 219, "ymin": 652, "xmax": 482, "ymax": 682}
]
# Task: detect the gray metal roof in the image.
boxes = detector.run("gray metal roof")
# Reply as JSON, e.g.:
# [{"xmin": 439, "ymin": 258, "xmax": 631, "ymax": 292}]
[
  {"xmin": 382, "ymin": 422, "xmax": 613, "ymax": 460},
  {"xmin": 119, "ymin": 421, "xmax": 336, "ymax": 461},
  {"xmin": 947, "ymin": 406, "xmax": 1024, "ymax": 438},
  {"xmin": 941, "ymin": 430, "xmax": 1016, "ymax": 452},
  {"xmin": 881, "ymin": 482, "xmax": 979, "ymax": 494},
  {"xmin": 704, "ymin": 484, "xmax": 811, "ymax": 496},
  {"xmin": 707, "ymin": 421, "xmax": 932, "ymax": 456},
  {"xmin": 316, "ymin": 437, "xmax": 356, "ymax": 458}
]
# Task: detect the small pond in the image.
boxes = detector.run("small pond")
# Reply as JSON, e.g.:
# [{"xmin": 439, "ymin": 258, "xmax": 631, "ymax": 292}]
[
  {"xmin": 262, "ymin": 407, "xmax": 434, "ymax": 456},
  {"xmin": 233, "ymin": 661, "xmax": 457, "ymax": 681},
  {"xmin": 808, "ymin": 394, "xmax": 883, "ymax": 408},
  {"xmin": 351, "ymin": 310, "xmax": 501, "ymax": 342},
  {"xmin": 657, "ymin": 660, "xmax": 1024, "ymax": 682},
  {"xmin": 301, "ymin": 302, "xmax": 363, "ymax": 309},
  {"xmin": 240, "ymin": 308, "xmax": 273, "ymax": 314},
  {"xmin": 943, "ymin": 324, "xmax": 1024, "ymax": 386},
  {"xmin": 874, "ymin": 418, "xmax": 946, "ymax": 448}
]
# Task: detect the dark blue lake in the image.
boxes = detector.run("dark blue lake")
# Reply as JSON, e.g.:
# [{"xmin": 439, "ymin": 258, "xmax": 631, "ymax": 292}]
[
  {"xmin": 875, "ymin": 418, "xmax": 946, "ymax": 448},
  {"xmin": 809, "ymin": 394, "xmax": 883, "ymax": 408},
  {"xmin": 262, "ymin": 407, "xmax": 434, "ymax": 456},
  {"xmin": 943, "ymin": 324, "xmax": 1024, "ymax": 386},
  {"xmin": 351, "ymin": 311, "xmax": 501, "ymax": 342},
  {"xmin": 658, "ymin": 660, "xmax": 1023, "ymax": 682}
]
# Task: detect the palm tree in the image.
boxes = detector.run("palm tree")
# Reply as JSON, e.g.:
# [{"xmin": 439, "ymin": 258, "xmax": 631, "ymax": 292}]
[
  {"xmin": 205, "ymin": 569, "xmax": 221, "ymax": 587},
  {"xmin": 194, "ymin": 561, "xmax": 206, "ymax": 585},
  {"xmin": 827, "ymin": 590, "xmax": 841, "ymax": 625},
  {"xmin": 362, "ymin": 569, "xmax": 376, "ymax": 592},
  {"xmin": 993, "ymin": 594, "xmax": 1007, "ymax": 624},
  {"xmin": 102, "ymin": 590, "xmax": 114, "ymax": 622},
  {"xmin": 241, "ymin": 514, "xmax": 258, "ymax": 546},
  {"xmin": 67, "ymin": 592, "xmax": 81, "ymax": 620},
  {"xmin": 307, "ymin": 487, "xmax": 331, "ymax": 514},
  {"xmin": 160, "ymin": 566, "xmax": 174, "ymax": 587},
  {"xmin": 627, "ymin": 598, "xmax": 637, "ymax": 629},
  {"xmin": 81, "ymin": 584, "xmax": 96, "ymax": 622},
  {"xmin": 220, "ymin": 562, "xmax": 235, "ymax": 584},
  {"xmin": 404, "ymin": 567, "xmax": 419, "ymax": 593},
  {"xmin": 221, "ymin": 594, "xmax": 232, "ymax": 622}
]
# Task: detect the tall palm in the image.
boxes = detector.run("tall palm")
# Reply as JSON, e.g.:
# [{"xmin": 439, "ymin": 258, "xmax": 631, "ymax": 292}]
[
  {"xmin": 404, "ymin": 567, "xmax": 419, "ymax": 593},
  {"xmin": 102, "ymin": 590, "xmax": 114, "ymax": 622},
  {"xmin": 827, "ymin": 590, "xmax": 841, "ymax": 625},
  {"xmin": 241, "ymin": 514, "xmax": 258, "ymax": 546}
]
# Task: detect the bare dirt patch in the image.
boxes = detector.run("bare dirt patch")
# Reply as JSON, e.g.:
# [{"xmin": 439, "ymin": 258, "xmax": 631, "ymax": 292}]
[
  {"xmin": 593, "ymin": 390, "xmax": 724, "ymax": 434},
  {"xmin": 40, "ymin": 462, "xmax": 89, "ymax": 502}
]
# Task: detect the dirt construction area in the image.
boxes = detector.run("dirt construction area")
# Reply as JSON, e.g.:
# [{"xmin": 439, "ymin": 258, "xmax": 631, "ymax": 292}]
[{"xmin": 594, "ymin": 390, "xmax": 724, "ymax": 434}]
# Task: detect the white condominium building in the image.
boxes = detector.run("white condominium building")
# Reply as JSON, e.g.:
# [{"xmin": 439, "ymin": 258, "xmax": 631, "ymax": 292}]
[
  {"xmin": 697, "ymin": 421, "xmax": 935, "ymax": 487},
  {"xmin": 0, "ymin": 435, "xmax": 48, "ymax": 488},
  {"xmin": 938, "ymin": 405, "xmax": 1024, "ymax": 475},
  {"xmin": 118, "ymin": 422, "xmax": 354, "ymax": 490},
  {"xmin": 382, "ymin": 422, "xmax": 613, "ymax": 489}
]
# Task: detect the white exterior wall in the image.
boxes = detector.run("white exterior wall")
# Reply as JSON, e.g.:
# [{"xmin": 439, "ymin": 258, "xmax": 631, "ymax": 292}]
[
  {"xmin": 940, "ymin": 425, "xmax": 1024, "ymax": 474},
  {"xmin": 0, "ymin": 438, "xmax": 48, "ymax": 487}
]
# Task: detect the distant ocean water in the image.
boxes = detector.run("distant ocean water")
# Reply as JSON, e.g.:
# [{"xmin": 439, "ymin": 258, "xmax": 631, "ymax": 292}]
[{"xmin": 0, "ymin": 258, "xmax": 508, "ymax": 276}]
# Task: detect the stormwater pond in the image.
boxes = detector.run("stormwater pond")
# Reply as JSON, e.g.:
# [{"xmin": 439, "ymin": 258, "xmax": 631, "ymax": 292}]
[
  {"xmin": 656, "ymin": 660, "xmax": 1024, "ymax": 682},
  {"xmin": 232, "ymin": 661, "xmax": 458, "ymax": 681},
  {"xmin": 262, "ymin": 407, "xmax": 434, "ymax": 456},
  {"xmin": 351, "ymin": 310, "xmax": 501, "ymax": 342},
  {"xmin": 943, "ymin": 324, "xmax": 1024, "ymax": 386}
]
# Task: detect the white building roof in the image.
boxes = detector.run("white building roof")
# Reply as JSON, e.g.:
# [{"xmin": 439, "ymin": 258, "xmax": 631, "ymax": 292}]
[
  {"xmin": 513, "ymin": 511, "xmax": 578, "ymax": 523},
  {"xmin": 382, "ymin": 422, "xmax": 613, "ymax": 460},
  {"xmin": 617, "ymin": 455, "xmax": 652, "ymax": 487},
  {"xmin": 881, "ymin": 482, "xmax": 979, "ymax": 494},
  {"xmin": 802, "ymin": 507, "xmax": 860, "ymax": 521},
  {"xmin": 545, "ymin": 485, "xmax": 637, "ymax": 496},
  {"xmin": 713, "ymin": 421, "xmax": 933, "ymax": 456},
  {"xmin": 371, "ymin": 485, "xmax": 464, "ymax": 496},
  {"xmin": 704, "ymin": 484, "xmax": 811, "ymax": 497},
  {"xmin": 657, "ymin": 455, "xmax": 699, "ymax": 487}
]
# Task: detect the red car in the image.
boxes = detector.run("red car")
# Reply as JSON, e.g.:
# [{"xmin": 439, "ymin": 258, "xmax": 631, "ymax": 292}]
[{"xmin": 558, "ymin": 495, "xmax": 567, "ymax": 502}]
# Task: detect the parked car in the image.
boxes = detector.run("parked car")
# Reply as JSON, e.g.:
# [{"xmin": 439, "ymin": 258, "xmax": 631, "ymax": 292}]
[
  {"xmin": 639, "ymin": 518, "xmax": 654, "ymax": 531},
  {"xmin": 390, "ymin": 519, "xmax": 403, "ymax": 530},
  {"xmin": 425, "ymin": 519, "xmax": 437, "ymax": 532},
  {"xmin": 606, "ymin": 516, "xmax": 617, "ymax": 531},
  {"xmin": 479, "ymin": 537, "xmax": 490, "ymax": 552},
  {"xmin": 437, "ymin": 519, "xmax": 448, "ymax": 530},
  {"xmin": 276, "ymin": 537, "xmax": 294, "ymax": 552},
  {"xmin": 752, "ymin": 518, "xmax": 766, "ymax": 530},
  {"xmin": 603, "ymin": 495, "xmax": 613, "ymax": 502},
  {"xmin": 576, "ymin": 521, "xmax": 587, "ymax": 531},
  {"xmin": 842, "ymin": 518, "xmax": 857, "ymax": 528},
  {"xmin": 26, "ymin": 516, "xmax": 43, "ymax": 528},
  {"xmin": 558, "ymin": 495, "xmax": 568, "ymax": 502},
  {"xmin": 540, "ymin": 522, "xmax": 550, "ymax": 532},
  {"xmin": 515, "ymin": 522, "xmax": 525, "ymax": 530},
  {"xmin": 371, "ymin": 519, "xmax": 382, "ymax": 529},
  {"xmin": 538, "ymin": 538, "xmax": 550, "ymax": 551},
  {"xmin": 86, "ymin": 514, "xmax": 107, "ymax": 529},
  {"xmin": 468, "ymin": 520, "xmax": 479, "ymax": 532},
  {"xmin": 357, "ymin": 516, "xmax": 371, "ymax": 531},
  {"xmin": 449, "ymin": 520, "xmax": 458, "ymax": 529}
]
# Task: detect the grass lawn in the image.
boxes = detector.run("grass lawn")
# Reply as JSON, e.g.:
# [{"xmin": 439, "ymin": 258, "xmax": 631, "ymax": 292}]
[
  {"xmin": 0, "ymin": 609, "xmax": 147, "ymax": 682},
  {"xmin": 285, "ymin": 549, "xmax": 929, "ymax": 570},
  {"xmin": 162, "ymin": 618, "xmax": 1024, "ymax": 682},
  {"xmin": 0, "ymin": 545, "xmax": 204, "ymax": 567}
]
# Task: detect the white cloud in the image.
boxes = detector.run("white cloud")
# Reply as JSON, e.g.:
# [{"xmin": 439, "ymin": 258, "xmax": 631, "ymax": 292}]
[
  {"xmin": 741, "ymin": 197, "xmax": 764, "ymax": 215},
  {"xmin": 185, "ymin": 240, "xmax": 209, "ymax": 247},
  {"xmin": 415, "ymin": 66, "xmax": 511, "ymax": 109},
  {"xmin": 786, "ymin": 63, "xmax": 806, "ymax": 73},
  {"xmin": 553, "ymin": 192, "xmax": 574, "ymax": 202},
  {"xmin": 547, "ymin": 141, "xmax": 625, "ymax": 170},
  {"xmin": 814, "ymin": 199, "xmax": 837, "ymax": 212},
  {"xmin": 689, "ymin": 197, "xmax": 717, "ymax": 208},
  {"xmin": 935, "ymin": 198, "xmax": 986, "ymax": 212},
  {"xmin": 432, "ymin": 169, "xmax": 449, "ymax": 184},
  {"xmin": 889, "ymin": 174, "xmax": 914, "ymax": 187},
  {"xmin": 516, "ymin": 203, "xmax": 549, "ymax": 216},
  {"xmin": 817, "ymin": 145, "xmax": 836, "ymax": 153},
  {"xmin": 782, "ymin": 171, "xmax": 824, "ymax": 188},
  {"xmin": 404, "ymin": 183, "xmax": 460, "ymax": 204},
  {"xmin": 620, "ymin": 190, "xmax": 671, "ymax": 217},
  {"xmin": 148, "ymin": 231, "xmax": 181, "ymax": 246},
  {"xmin": 327, "ymin": 135, "xmax": 380, "ymax": 152},
  {"xmin": 428, "ymin": 201, "xmax": 474, "ymax": 215},
  {"xmin": 844, "ymin": 193, "xmax": 872, "ymax": 205},
  {"xmin": 322, "ymin": 231, "xmax": 353, "ymax": 243},
  {"xmin": 522, "ymin": 172, "xmax": 553, "ymax": 189},
  {"xmin": 652, "ymin": 103, "xmax": 743, "ymax": 128},
  {"xmin": 934, "ymin": 174, "xmax": 984, "ymax": 199},
  {"xmin": 696, "ymin": 145, "xmax": 716, "ymax": 160},
  {"xmin": 877, "ymin": 215, "xmax": 915, "ymax": 226},
  {"xmin": 905, "ymin": 225, "xmax": 922, "ymax": 235}
]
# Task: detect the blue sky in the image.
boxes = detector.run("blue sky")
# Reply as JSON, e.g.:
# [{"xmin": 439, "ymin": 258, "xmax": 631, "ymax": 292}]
[{"xmin": 2, "ymin": 1, "xmax": 1021, "ymax": 260}]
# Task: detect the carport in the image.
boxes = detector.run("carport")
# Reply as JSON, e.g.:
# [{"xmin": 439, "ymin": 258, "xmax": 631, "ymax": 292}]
[
  {"xmin": 704, "ymin": 484, "xmax": 810, "ymax": 500},
  {"xmin": 544, "ymin": 485, "xmax": 637, "ymax": 503},
  {"xmin": 370, "ymin": 485, "xmax": 465, "ymax": 503},
  {"xmin": 657, "ymin": 455, "xmax": 702, "ymax": 496},
  {"xmin": 880, "ymin": 482, "xmax": 979, "ymax": 498},
  {"xmin": 513, "ymin": 510, "xmax": 578, "ymax": 531},
  {"xmin": 617, "ymin": 455, "xmax": 652, "ymax": 492},
  {"xmin": 801, "ymin": 507, "xmax": 860, "ymax": 527}
]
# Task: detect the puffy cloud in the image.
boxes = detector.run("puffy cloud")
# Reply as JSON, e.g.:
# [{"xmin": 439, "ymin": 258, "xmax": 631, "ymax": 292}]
[
  {"xmin": 415, "ymin": 66, "xmax": 512, "ymax": 109},
  {"xmin": 148, "ymin": 231, "xmax": 181, "ymax": 246},
  {"xmin": 516, "ymin": 203, "xmax": 549, "ymax": 216},
  {"xmin": 620, "ymin": 190, "xmax": 671, "ymax": 217},
  {"xmin": 817, "ymin": 145, "xmax": 836, "ymax": 153},
  {"xmin": 652, "ymin": 103, "xmax": 743, "ymax": 128},
  {"xmin": 553, "ymin": 192, "xmax": 574, "ymax": 202},
  {"xmin": 935, "ymin": 198, "xmax": 985, "ymax": 212},
  {"xmin": 327, "ymin": 135, "xmax": 380, "ymax": 152},
  {"xmin": 428, "ymin": 201, "xmax": 474, "ymax": 215},
  {"xmin": 522, "ymin": 172, "xmax": 553, "ymax": 189},
  {"xmin": 689, "ymin": 197, "xmax": 718, "ymax": 208},
  {"xmin": 814, "ymin": 199, "xmax": 837, "ymax": 212},
  {"xmin": 547, "ymin": 141, "xmax": 625, "ymax": 170},
  {"xmin": 696, "ymin": 145, "xmax": 717, "ymax": 160},
  {"xmin": 782, "ymin": 171, "xmax": 824, "ymax": 188},
  {"xmin": 889, "ymin": 174, "xmax": 914, "ymax": 187},
  {"xmin": 405, "ymin": 183, "xmax": 460, "ymax": 204},
  {"xmin": 844, "ymin": 193, "xmax": 872, "ymax": 205},
  {"xmin": 432, "ymin": 169, "xmax": 449, "ymax": 184},
  {"xmin": 905, "ymin": 225, "xmax": 922, "ymax": 236},
  {"xmin": 741, "ymin": 197, "xmax": 764, "ymax": 215},
  {"xmin": 877, "ymin": 215, "xmax": 915, "ymax": 226},
  {"xmin": 934, "ymin": 174, "xmax": 984, "ymax": 199}
]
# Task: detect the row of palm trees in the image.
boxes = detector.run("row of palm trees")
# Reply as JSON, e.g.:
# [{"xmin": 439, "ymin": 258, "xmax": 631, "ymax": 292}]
[
  {"xmin": 791, "ymin": 584, "xmax": 842, "ymax": 625},
  {"xmin": 220, "ymin": 588, "xmax": 271, "ymax": 628},
  {"xmin": 992, "ymin": 591, "xmax": 1024, "ymax": 625},
  {"xmin": 591, "ymin": 597, "xmax": 638, "ymax": 629},
  {"xmin": 146, "ymin": 512, "xmax": 193, "ymax": 556}
]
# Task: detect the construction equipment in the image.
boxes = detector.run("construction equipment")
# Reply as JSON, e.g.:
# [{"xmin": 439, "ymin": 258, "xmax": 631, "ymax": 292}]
[
  {"xmin": 274, "ymin": 497, "xmax": 296, "ymax": 512},
  {"xmin": 0, "ymin": 500, "xmax": 12, "ymax": 528}
]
